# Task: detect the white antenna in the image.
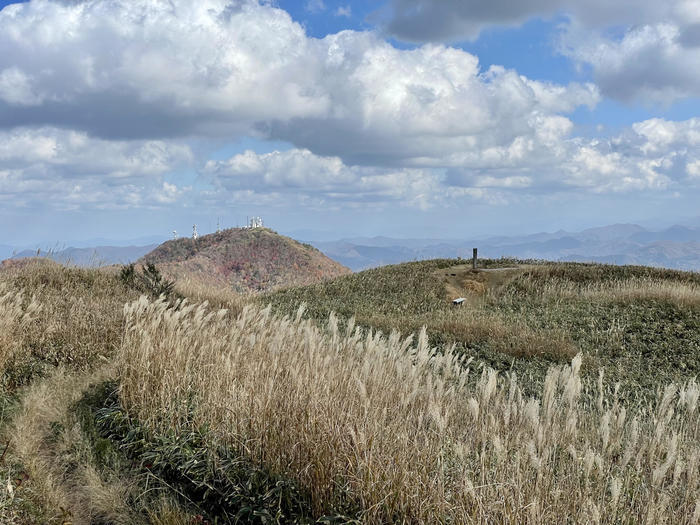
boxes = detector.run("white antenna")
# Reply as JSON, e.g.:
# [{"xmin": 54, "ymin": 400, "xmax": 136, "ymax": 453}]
[
  {"xmin": 172, "ymin": 230, "xmax": 177, "ymax": 240},
  {"xmin": 216, "ymin": 217, "xmax": 221, "ymax": 233},
  {"xmin": 192, "ymin": 224, "xmax": 198, "ymax": 240},
  {"xmin": 247, "ymin": 216, "xmax": 263, "ymax": 229}
]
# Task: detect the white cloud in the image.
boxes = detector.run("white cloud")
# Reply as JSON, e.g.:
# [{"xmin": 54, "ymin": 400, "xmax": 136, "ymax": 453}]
[
  {"xmin": 0, "ymin": 117, "xmax": 693, "ymax": 214},
  {"xmin": 0, "ymin": 67, "xmax": 42, "ymax": 106},
  {"xmin": 379, "ymin": 0, "xmax": 671, "ymax": 42},
  {"xmin": 305, "ymin": 0, "xmax": 326, "ymax": 13},
  {"xmin": 335, "ymin": 6, "xmax": 352, "ymax": 17},
  {"xmin": 0, "ymin": 0, "xmax": 598, "ymax": 167},
  {"xmin": 201, "ymin": 148, "xmax": 458, "ymax": 209},
  {"xmin": 1, "ymin": 0, "xmax": 698, "ymax": 215},
  {"xmin": 0, "ymin": 0, "xmax": 328, "ymax": 139},
  {"xmin": 264, "ymin": 35, "xmax": 598, "ymax": 165},
  {"xmin": 560, "ymin": 21, "xmax": 700, "ymax": 103},
  {"xmin": 378, "ymin": 0, "xmax": 700, "ymax": 103},
  {"xmin": 558, "ymin": 118, "xmax": 700, "ymax": 192},
  {"xmin": 687, "ymin": 160, "xmax": 700, "ymax": 177},
  {"xmin": 201, "ymin": 117, "xmax": 700, "ymax": 210},
  {"xmin": 0, "ymin": 127, "xmax": 192, "ymax": 209}
]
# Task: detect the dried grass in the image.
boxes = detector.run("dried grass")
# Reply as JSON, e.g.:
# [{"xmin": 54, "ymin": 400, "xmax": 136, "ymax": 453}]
[
  {"xmin": 8, "ymin": 366, "xmax": 140, "ymax": 525},
  {"xmin": 118, "ymin": 296, "xmax": 700, "ymax": 523},
  {"xmin": 519, "ymin": 267, "xmax": 700, "ymax": 308},
  {"xmin": 0, "ymin": 283, "xmax": 41, "ymax": 372},
  {"xmin": 174, "ymin": 276, "xmax": 248, "ymax": 316}
]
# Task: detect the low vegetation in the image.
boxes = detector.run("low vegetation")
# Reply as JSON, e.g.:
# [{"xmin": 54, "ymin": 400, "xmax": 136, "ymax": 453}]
[
  {"xmin": 264, "ymin": 259, "xmax": 700, "ymax": 397},
  {"xmin": 119, "ymin": 262, "xmax": 179, "ymax": 300},
  {"xmin": 0, "ymin": 257, "xmax": 698, "ymax": 522},
  {"xmin": 0, "ymin": 260, "xmax": 140, "ymax": 522}
]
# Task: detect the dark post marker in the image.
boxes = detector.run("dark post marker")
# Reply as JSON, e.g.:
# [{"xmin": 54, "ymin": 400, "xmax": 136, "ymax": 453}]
[{"xmin": 472, "ymin": 248, "xmax": 478, "ymax": 270}]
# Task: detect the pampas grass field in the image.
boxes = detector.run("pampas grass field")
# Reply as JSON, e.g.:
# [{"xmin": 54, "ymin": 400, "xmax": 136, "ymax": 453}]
[{"xmin": 0, "ymin": 258, "xmax": 699, "ymax": 523}]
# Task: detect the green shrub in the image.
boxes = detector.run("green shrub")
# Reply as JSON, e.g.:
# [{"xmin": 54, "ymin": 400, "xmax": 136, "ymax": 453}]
[{"xmin": 120, "ymin": 263, "xmax": 179, "ymax": 300}]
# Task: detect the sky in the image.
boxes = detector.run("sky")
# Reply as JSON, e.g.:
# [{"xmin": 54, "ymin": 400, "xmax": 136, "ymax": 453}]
[{"xmin": 2, "ymin": 0, "xmax": 700, "ymax": 245}]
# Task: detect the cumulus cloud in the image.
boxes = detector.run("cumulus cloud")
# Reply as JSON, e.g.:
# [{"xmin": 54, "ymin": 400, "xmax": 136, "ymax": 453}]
[
  {"xmin": 201, "ymin": 148, "xmax": 457, "ymax": 209},
  {"xmin": 560, "ymin": 21, "xmax": 700, "ymax": 103},
  {"xmin": 377, "ymin": 0, "xmax": 673, "ymax": 42},
  {"xmin": 263, "ymin": 36, "xmax": 598, "ymax": 165},
  {"xmin": 377, "ymin": 0, "xmax": 700, "ymax": 103},
  {"xmin": 0, "ymin": 127, "xmax": 192, "ymax": 209},
  {"xmin": 556, "ymin": 118, "xmax": 700, "ymax": 192},
  {"xmin": 1, "ymin": 0, "xmax": 697, "ymax": 216},
  {"xmin": 0, "ymin": 67, "xmax": 42, "ymax": 106},
  {"xmin": 0, "ymin": 0, "xmax": 327, "ymax": 139},
  {"xmin": 0, "ymin": 0, "xmax": 598, "ymax": 167},
  {"xmin": 201, "ymin": 117, "xmax": 700, "ymax": 210}
]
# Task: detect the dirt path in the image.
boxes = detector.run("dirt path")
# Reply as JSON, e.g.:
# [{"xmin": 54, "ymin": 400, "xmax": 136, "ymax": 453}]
[{"xmin": 435, "ymin": 264, "xmax": 527, "ymax": 303}]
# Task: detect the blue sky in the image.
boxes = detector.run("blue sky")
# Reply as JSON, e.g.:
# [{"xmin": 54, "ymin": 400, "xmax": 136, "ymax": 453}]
[{"xmin": 1, "ymin": 0, "xmax": 700, "ymax": 246}]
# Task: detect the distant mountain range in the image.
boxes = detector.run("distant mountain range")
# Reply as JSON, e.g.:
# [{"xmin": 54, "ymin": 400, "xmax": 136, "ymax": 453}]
[
  {"xmin": 9, "ymin": 244, "xmax": 158, "ymax": 267},
  {"xmin": 5, "ymin": 222, "xmax": 700, "ymax": 273},
  {"xmin": 309, "ymin": 224, "xmax": 700, "ymax": 271},
  {"xmin": 0, "ymin": 245, "xmax": 14, "ymax": 261}
]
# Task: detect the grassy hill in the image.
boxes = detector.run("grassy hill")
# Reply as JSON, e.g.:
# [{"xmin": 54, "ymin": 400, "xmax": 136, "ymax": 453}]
[
  {"xmin": 140, "ymin": 227, "xmax": 350, "ymax": 293},
  {"xmin": 263, "ymin": 259, "xmax": 700, "ymax": 398},
  {"xmin": 0, "ymin": 257, "xmax": 698, "ymax": 523}
]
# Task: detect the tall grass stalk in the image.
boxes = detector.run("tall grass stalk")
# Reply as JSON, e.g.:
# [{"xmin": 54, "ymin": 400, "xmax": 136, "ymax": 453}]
[
  {"xmin": 118, "ymin": 297, "xmax": 700, "ymax": 523},
  {"xmin": 513, "ymin": 269, "xmax": 700, "ymax": 307},
  {"xmin": 0, "ymin": 284, "xmax": 41, "ymax": 372}
]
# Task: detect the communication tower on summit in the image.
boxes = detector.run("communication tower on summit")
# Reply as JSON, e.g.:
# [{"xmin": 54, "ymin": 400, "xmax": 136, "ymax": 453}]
[
  {"xmin": 192, "ymin": 224, "xmax": 198, "ymax": 240},
  {"xmin": 247, "ymin": 216, "xmax": 264, "ymax": 229},
  {"xmin": 172, "ymin": 230, "xmax": 177, "ymax": 240}
]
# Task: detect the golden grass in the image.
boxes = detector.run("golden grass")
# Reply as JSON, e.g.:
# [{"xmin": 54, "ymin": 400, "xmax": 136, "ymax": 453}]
[
  {"xmin": 517, "ymin": 267, "xmax": 700, "ymax": 308},
  {"xmin": 173, "ymin": 276, "xmax": 248, "ymax": 315},
  {"xmin": 8, "ymin": 366, "xmax": 136, "ymax": 525},
  {"xmin": 6, "ymin": 365, "xmax": 192, "ymax": 525},
  {"xmin": 0, "ymin": 262, "xmax": 156, "ymax": 522},
  {"xmin": 118, "ymin": 296, "xmax": 700, "ymax": 523},
  {"xmin": 0, "ymin": 283, "xmax": 41, "ymax": 372},
  {"xmin": 0, "ymin": 260, "xmax": 139, "ymax": 377},
  {"xmin": 357, "ymin": 309, "xmax": 578, "ymax": 361}
]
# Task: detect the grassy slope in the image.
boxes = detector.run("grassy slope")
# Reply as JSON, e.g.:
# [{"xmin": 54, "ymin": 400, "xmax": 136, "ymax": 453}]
[
  {"xmin": 0, "ymin": 259, "xmax": 140, "ymax": 523},
  {"xmin": 0, "ymin": 259, "xmax": 289, "ymax": 523},
  {"xmin": 115, "ymin": 266, "xmax": 700, "ymax": 523},
  {"xmin": 263, "ymin": 259, "xmax": 700, "ymax": 398},
  {"xmin": 2, "ymin": 257, "xmax": 700, "ymax": 522},
  {"xmin": 140, "ymin": 227, "xmax": 351, "ymax": 293}
]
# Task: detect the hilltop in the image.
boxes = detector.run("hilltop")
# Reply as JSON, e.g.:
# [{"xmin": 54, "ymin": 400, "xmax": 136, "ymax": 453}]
[
  {"xmin": 264, "ymin": 258, "xmax": 700, "ymax": 397},
  {"xmin": 139, "ymin": 227, "xmax": 350, "ymax": 292}
]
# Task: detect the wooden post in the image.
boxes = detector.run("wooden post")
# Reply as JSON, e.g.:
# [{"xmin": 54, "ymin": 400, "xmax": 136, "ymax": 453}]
[{"xmin": 472, "ymin": 248, "xmax": 478, "ymax": 269}]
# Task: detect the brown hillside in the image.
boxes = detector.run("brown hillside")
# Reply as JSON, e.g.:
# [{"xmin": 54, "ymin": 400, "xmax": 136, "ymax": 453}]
[{"xmin": 139, "ymin": 228, "xmax": 350, "ymax": 293}]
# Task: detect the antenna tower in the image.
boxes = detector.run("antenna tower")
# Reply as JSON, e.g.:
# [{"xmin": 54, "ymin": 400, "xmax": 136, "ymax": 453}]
[
  {"xmin": 172, "ymin": 230, "xmax": 177, "ymax": 240},
  {"xmin": 192, "ymin": 224, "xmax": 198, "ymax": 240},
  {"xmin": 247, "ymin": 216, "xmax": 263, "ymax": 229}
]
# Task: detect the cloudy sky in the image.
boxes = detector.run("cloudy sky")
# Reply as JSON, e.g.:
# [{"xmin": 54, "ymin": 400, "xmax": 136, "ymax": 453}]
[{"xmin": 2, "ymin": 0, "xmax": 700, "ymax": 245}]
